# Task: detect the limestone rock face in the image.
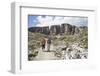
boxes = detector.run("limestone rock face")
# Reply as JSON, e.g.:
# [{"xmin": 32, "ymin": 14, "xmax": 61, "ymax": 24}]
[
  {"xmin": 50, "ymin": 25, "xmax": 60, "ymax": 35},
  {"xmin": 41, "ymin": 26, "xmax": 50, "ymax": 35},
  {"xmin": 60, "ymin": 23, "xmax": 80, "ymax": 35},
  {"xmin": 28, "ymin": 26, "xmax": 50, "ymax": 35},
  {"xmin": 61, "ymin": 23, "xmax": 72, "ymax": 35},
  {"xmin": 28, "ymin": 23, "xmax": 87, "ymax": 35},
  {"xmin": 28, "ymin": 27, "xmax": 42, "ymax": 33},
  {"xmin": 75, "ymin": 26, "xmax": 80, "ymax": 34},
  {"xmin": 71, "ymin": 25, "xmax": 75, "ymax": 35}
]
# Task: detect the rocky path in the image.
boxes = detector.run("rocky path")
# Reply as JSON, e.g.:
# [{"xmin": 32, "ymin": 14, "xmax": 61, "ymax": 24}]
[
  {"xmin": 33, "ymin": 47, "xmax": 59, "ymax": 60},
  {"xmin": 32, "ymin": 43, "xmax": 88, "ymax": 60}
]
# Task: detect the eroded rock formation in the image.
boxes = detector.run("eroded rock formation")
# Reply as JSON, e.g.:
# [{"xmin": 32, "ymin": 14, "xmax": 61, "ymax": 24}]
[{"xmin": 28, "ymin": 23, "xmax": 87, "ymax": 35}]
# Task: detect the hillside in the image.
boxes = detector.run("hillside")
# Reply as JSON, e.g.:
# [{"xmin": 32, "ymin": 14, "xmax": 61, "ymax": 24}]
[{"xmin": 28, "ymin": 23, "xmax": 88, "ymax": 61}]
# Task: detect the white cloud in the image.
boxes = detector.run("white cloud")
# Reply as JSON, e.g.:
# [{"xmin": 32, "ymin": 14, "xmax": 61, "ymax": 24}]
[
  {"xmin": 35, "ymin": 16, "xmax": 87, "ymax": 27},
  {"xmin": 36, "ymin": 16, "xmax": 53, "ymax": 27}
]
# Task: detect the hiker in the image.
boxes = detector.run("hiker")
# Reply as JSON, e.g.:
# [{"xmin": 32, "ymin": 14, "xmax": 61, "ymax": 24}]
[
  {"xmin": 41, "ymin": 38, "xmax": 46, "ymax": 51},
  {"xmin": 47, "ymin": 37, "xmax": 51, "ymax": 52}
]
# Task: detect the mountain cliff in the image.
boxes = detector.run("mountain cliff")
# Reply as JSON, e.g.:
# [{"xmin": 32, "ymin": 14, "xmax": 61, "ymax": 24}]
[{"xmin": 28, "ymin": 23, "xmax": 87, "ymax": 35}]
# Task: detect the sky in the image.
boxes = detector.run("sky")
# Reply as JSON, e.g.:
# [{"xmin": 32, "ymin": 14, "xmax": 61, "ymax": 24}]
[{"xmin": 28, "ymin": 15, "xmax": 88, "ymax": 28}]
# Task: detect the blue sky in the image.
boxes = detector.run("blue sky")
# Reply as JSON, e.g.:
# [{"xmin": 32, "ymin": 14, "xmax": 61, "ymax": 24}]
[{"xmin": 28, "ymin": 15, "xmax": 88, "ymax": 28}]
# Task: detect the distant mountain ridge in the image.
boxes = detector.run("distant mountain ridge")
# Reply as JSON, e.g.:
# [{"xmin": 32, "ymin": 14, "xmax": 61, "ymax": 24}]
[{"xmin": 28, "ymin": 23, "xmax": 87, "ymax": 35}]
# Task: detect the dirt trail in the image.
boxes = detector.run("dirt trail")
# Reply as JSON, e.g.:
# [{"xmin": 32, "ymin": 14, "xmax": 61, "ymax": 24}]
[
  {"xmin": 33, "ymin": 43, "xmax": 87, "ymax": 60},
  {"xmin": 34, "ymin": 47, "xmax": 59, "ymax": 60}
]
